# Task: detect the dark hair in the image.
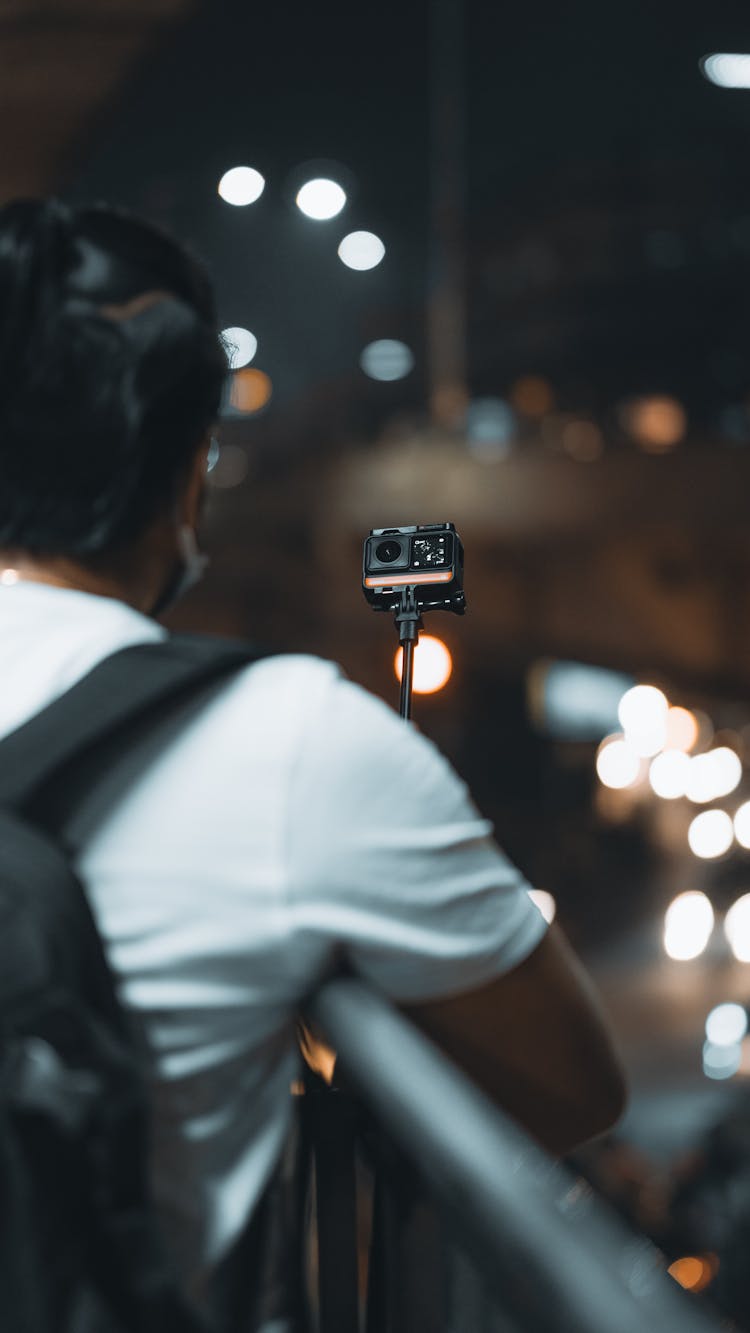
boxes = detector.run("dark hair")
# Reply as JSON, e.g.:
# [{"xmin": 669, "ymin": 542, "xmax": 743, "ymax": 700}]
[{"xmin": 0, "ymin": 198, "xmax": 228, "ymax": 556}]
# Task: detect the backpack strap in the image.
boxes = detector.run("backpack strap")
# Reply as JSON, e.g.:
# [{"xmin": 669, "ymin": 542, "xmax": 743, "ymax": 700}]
[{"xmin": 0, "ymin": 631, "xmax": 268, "ymax": 814}]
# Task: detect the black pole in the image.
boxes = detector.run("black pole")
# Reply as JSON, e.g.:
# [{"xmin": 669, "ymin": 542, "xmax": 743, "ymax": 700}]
[
  {"xmin": 394, "ymin": 588, "xmax": 424, "ymax": 721},
  {"xmin": 400, "ymin": 638, "xmax": 415, "ymax": 720}
]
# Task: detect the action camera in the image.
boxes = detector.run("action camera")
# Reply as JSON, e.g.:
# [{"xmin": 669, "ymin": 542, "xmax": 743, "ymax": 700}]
[{"xmin": 362, "ymin": 522, "xmax": 465, "ymax": 615}]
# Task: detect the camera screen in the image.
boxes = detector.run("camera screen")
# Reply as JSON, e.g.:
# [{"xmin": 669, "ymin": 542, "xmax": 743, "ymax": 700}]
[{"xmin": 412, "ymin": 534, "xmax": 450, "ymax": 568}]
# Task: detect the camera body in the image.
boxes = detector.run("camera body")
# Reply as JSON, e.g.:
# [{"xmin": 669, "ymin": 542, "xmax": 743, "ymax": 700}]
[{"xmin": 362, "ymin": 522, "xmax": 465, "ymax": 614}]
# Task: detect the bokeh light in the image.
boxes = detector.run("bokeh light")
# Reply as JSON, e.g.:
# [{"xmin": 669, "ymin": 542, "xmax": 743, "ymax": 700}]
[
  {"xmin": 361, "ymin": 340, "xmax": 414, "ymax": 382},
  {"xmin": 596, "ymin": 735, "xmax": 641, "ymax": 789},
  {"xmin": 1, "ymin": 568, "xmax": 19, "ymax": 585},
  {"xmin": 206, "ymin": 437, "xmax": 220, "ymax": 473},
  {"xmin": 394, "ymin": 636, "xmax": 453, "ymax": 695},
  {"xmin": 688, "ymin": 810, "xmax": 734, "ymax": 859},
  {"xmin": 724, "ymin": 893, "xmax": 750, "ymax": 962},
  {"xmin": 705, "ymin": 1003, "xmax": 748, "ymax": 1046},
  {"xmin": 561, "ymin": 419, "xmax": 604, "ymax": 462},
  {"xmin": 667, "ymin": 1255, "xmax": 717, "ymax": 1292},
  {"xmin": 734, "ymin": 801, "xmax": 750, "ymax": 849},
  {"xmin": 218, "ymin": 166, "xmax": 265, "ymax": 206},
  {"xmin": 710, "ymin": 746, "xmax": 743, "ymax": 795},
  {"xmin": 649, "ymin": 749, "xmax": 691, "ymax": 799},
  {"xmin": 206, "ymin": 443, "xmax": 249, "ymax": 490},
  {"xmin": 338, "ymin": 231, "xmax": 385, "ymax": 270},
  {"xmin": 665, "ymin": 706, "xmax": 700, "ymax": 752},
  {"xmin": 664, "ymin": 891, "xmax": 715, "ymax": 960},
  {"xmin": 618, "ymin": 685, "xmax": 669, "ymax": 756},
  {"xmin": 620, "ymin": 395, "xmax": 687, "ymax": 452},
  {"xmin": 527, "ymin": 889, "xmax": 557, "ymax": 924},
  {"xmin": 701, "ymin": 53, "xmax": 750, "ymax": 88},
  {"xmin": 509, "ymin": 375, "xmax": 555, "ymax": 417},
  {"xmin": 703, "ymin": 1040, "xmax": 742, "ymax": 1080},
  {"xmin": 685, "ymin": 748, "xmax": 743, "ymax": 804},
  {"xmin": 229, "ymin": 368, "xmax": 272, "ymax": 414},
  {"xmin": 221, "ymin": 326, "xmax": 258, "ymax": 369},
  {"xmin": 296, "ymin": 178, "xmax": 347, "ymax": 220},
  {"xmin": 466, "ymin": 398, "xmax": 515, "ymax": 460}
]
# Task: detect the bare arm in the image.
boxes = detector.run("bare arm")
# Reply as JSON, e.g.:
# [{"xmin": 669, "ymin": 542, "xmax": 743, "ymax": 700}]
[{"xmin": 399, "ymin": 923, "xmax": 626, "ymax": 1156}]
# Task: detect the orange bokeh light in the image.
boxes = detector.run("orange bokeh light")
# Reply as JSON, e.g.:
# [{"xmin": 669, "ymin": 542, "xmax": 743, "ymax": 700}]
[
  {"xmin": 665, "ymin": 706, "xmax": 700, "ymax": 752},
  {"xmin": 230, "ymin": 368, "xmax": 272, "ymax": 414},
  {"xmin": 622, "ymin": 395, "xmax": 686, "ymax": 452},
  {"xmin": 667, "ymin": 1255, "xmax": 717, "ymax": 1293},
  {"xmin": 510, "ymin": 375, "xmax": 555, "ymax": 417},
  {"xmin": 394, "ymin": 636, "xmax": 453, "ymax": 695}
]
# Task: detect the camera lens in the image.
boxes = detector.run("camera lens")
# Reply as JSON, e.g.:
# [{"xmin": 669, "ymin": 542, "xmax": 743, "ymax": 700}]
[{"xmin": 375, "ymin": 540, "xmax": 403, "ymax": 563}]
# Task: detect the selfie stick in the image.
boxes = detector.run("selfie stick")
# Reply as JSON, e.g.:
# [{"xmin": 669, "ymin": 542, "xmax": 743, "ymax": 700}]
[
  {"xmin": 393, "ymin": 585, "xmax": 466, "ymax": 721},
  {"xmin": 394, "ymin": 587, "xmax": 424, "ymax": 721}
]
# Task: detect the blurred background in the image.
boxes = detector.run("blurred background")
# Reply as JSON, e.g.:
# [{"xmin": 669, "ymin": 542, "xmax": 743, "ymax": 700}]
[{"xmin": 12, "ymin": 0, "xmax": 750, "ymax": 1322}]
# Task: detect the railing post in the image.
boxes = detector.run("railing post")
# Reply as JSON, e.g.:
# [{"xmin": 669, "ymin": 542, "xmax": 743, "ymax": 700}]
[{"xmin": 307, "ymin": 1078, "xmax": 360, "ymax": 1333}]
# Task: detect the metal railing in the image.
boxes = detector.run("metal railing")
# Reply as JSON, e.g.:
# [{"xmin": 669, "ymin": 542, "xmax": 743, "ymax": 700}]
[{"xmin": 307, "ymin": 977, "xmax": 724, "ymax": 1333}]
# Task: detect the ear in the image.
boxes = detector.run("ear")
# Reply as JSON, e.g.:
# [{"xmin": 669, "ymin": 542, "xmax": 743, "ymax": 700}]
[{"xmin": 181, "ymin": 434, "xmax": 211, "ymax": 529}]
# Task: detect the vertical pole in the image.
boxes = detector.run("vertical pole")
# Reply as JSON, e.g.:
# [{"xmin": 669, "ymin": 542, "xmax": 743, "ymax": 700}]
[
  {"xmin": 428, "ymin": 0, "xmax": 469, "ymax": 430},
  {"xmin": 310, "ymin": 1082, "xmax": 360, "ymax": 1333},
  {"xmin": 396, "ymin": 588, "xmax": 423, "ymax": 720},
  {"xmin": 400, "ymin": 638, "xmax": 415, "ymax": 720}
]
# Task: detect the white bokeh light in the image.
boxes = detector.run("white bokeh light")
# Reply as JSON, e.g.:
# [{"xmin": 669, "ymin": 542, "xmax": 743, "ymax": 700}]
[
  {"xmin": 686, "ymin": 748, "xmax": 743, "ymax": 804},
  {"xmin": 685, "ymin": 754, "xmax": 719, "ymax": 804},
  {"xmin": 360, "ymin": 339, "xmax": 414, "ymax": 382},
  {"xmin": 218, "ymin": 166, "xmax": 265, "ymax": 206},
  {"xmin": 649, "ymin": 750, "xmax": 691, "ymax": 799},
  {"xmin": 221, "ymin": 326, "xmax": 258, "ymax": 369},
  {"xmin": 701, "ymin": 53, "xmax": 750, "ymax": 89},
  {"xmin": 709, "ymin": 746, "xmax": 742, "ymax": 795},
  {"xmin": 724, "ymin": 893, "xmax": 750, "ymax": 962},
  {"xmin": 466, "ymin": 398, "xmax": 516, "ymax": 460},
  {"xmin": 618, "ymin": 685, "xmax": 668, "ymax": 756},
  {"xmin": 734, "ymin": 801, "xmax": 750, "ymax": 849},
  {"xmin": 338, "ymin": 231, "xmax": 385, "ymax": 270},
  {"xmin": 527, "ymin": 889, "xmax": 557, "ymax": 924},
  {"xmin": 296, "ymin": 178, "xmax": 347, "ymax": 220},
  {"xmin": 618, "ymin": 684, "xmax": 668, "ymax": 732},
  {"xmin": 703, "ymin": 1040, "xmax": 742, "ymax": 1080},
  {"xmin": 206, "ymin": 437, "xmax": 220, "ymax": 473},
  {"xmin": 705, "ymin": 1003, "xmax": 748, "ymax": 1046},
  {"xmin": 664, "ymin": 891, "xmax": 715, "ymax": 960},
  {"xmin": 596, "ymin": 736, "xmax": 641, "ymax": 789},
  {"xmin": 688, "ymin": 809, "xmax": 734, "ymax": 859}
]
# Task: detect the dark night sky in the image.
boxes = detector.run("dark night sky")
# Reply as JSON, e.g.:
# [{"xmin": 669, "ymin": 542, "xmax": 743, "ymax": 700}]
[{"xmin": 67, "ymin": 0, "xmax": 750, "ymax": 426}]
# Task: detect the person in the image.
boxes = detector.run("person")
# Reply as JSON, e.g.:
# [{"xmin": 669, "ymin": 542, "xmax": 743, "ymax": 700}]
[{"xmin": 0, "ymin": 198, "xmax": 626, "ymax": 1311}]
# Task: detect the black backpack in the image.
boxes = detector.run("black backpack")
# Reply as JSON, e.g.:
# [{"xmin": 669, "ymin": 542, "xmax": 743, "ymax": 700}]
[{"xmin": 0, "ymin": 633, "xmax": 271, "ymax": 1333}]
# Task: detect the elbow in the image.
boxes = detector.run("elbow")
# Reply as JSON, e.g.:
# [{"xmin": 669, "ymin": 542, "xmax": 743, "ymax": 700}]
[
  {"xmin": 543, "ymin": 1058, "xmax": 628, "ymax": 1157},
  {"xmin": 584, "ymin": 1065, "xmax": 628, "ymax": 1141},
  {"xmin": 568, "ymin": 1057, "xmax": 628, "ymax": 1150}
]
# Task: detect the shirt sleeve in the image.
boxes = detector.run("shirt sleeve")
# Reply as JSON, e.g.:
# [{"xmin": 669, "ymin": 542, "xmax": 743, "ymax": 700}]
[{"xmin": 285, "ymin": 664, "xmax": 547, "ymax": 1003}]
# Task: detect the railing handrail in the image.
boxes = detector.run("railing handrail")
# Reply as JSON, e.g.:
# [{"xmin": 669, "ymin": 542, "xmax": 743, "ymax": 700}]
[{"xmin": 307, "ymin": 976, "xmax": 722, "ymax": 1333}]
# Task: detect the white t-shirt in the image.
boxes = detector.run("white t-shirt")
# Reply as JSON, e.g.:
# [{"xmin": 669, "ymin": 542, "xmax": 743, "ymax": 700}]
[{"xmin": 0, "ymin": 580, "xmax": 546, "ymax": 1288}]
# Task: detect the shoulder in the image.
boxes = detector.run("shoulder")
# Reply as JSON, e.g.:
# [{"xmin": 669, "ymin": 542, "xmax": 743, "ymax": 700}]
[
  {"xmin": 224, "ymin": 651, "xmax": 346, "ymax": 709},
  {"xmin": 215, "ymin": 650, "xmax": 397, "ymax": 729},
  {"xmin": 181, "ymin": 650, "xmax": 354, "ymax": 751},
  {"xmin": 169, "ymin": 641, "xmax": 449, "ymax": 795}
]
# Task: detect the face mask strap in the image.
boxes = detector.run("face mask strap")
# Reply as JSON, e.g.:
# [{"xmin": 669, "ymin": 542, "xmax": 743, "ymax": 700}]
[{"xmin": 148, "ymin": 513, "xmax": 209, "ymax": 620}]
